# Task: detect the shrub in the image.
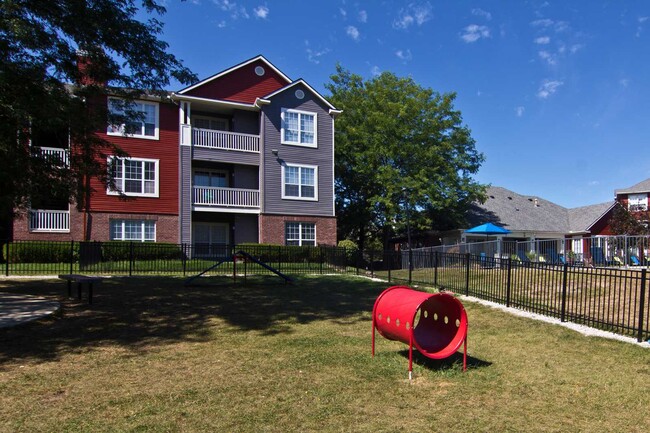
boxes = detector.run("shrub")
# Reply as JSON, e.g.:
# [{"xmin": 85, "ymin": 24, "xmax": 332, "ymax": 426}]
[
  {"xmin": 338, "ymin": 239, "xmax": 360, "ymax": 265},
  {"xmin": 101, "ymin": 241, "xmax": 185, "ymax": 261},
  {"xmin": 3, "ymin": 241, "xmax": 78, "ymax": 263},
  {"xmin": 236, "ymin": 243, "xmax": 325, "ymax": 263}
]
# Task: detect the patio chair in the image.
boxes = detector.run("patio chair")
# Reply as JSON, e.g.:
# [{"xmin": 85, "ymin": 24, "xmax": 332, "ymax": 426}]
[
  {"xmin": 630, "ymin": 255, "xmax": 641, "ymax": 266},
  {"xmin": 590, "ymin": 247, "xmax": 607, "ymax": 266},
  {"xmin": 613, "ymin": 256, "xmax": 624, "ymax": 266}
]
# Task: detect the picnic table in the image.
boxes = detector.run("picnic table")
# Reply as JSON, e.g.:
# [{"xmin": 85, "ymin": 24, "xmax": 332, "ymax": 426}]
[{"xmin": 58, "ymin": 274, "xmax": 103, "ymax": 304}]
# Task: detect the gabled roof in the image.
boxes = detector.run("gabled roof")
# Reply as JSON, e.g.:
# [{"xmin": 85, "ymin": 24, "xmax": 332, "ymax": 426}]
[
  {"xmin": 262, "ymin": 79, "xmax": 338, "ymax": 112},
  {"xmin": 467, "ymin": 186, "xmax": 614, "ymax": 235},
  {"xmin": 614, "ymin": 178, "xmax": 650, "ymax": 195},
  {"xmin": 178, "ymin": 55, "xmax": 291, "ymax": 95}
]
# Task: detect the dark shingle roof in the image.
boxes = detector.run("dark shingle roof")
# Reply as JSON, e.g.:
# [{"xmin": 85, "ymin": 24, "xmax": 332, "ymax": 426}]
[
  {"xmin": 467, "ymin": 186, "xmax": 614, "ymax": 234},
  {"xmin": 614, "ymin": 178, "xmax": 650, "ymax": 195}
]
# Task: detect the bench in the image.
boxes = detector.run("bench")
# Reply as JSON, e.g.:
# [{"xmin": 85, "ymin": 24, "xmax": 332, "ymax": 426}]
[{"xmin": 58, "ymin": 274, "xmax": 103, "ymax": 304}]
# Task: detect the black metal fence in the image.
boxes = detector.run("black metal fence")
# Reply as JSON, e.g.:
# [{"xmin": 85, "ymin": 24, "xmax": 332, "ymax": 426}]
[
  {"xmin": 373, "ymin": 249, "xmax": 649, "ymax": 342},
  {"xmin": 1, "ymin": 240, "xmax": 648, "ymax": 342}
]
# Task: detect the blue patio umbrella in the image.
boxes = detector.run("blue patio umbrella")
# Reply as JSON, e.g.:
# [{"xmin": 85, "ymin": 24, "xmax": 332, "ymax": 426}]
[{"xmin": 465, "ymin": 222, "xmax": 511, "ymax": 235}]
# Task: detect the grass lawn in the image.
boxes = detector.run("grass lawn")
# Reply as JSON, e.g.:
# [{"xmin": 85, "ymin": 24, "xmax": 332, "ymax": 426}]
[{"xmin": 0, "ymin": 275, "xmax": 648, "ymax": 432}]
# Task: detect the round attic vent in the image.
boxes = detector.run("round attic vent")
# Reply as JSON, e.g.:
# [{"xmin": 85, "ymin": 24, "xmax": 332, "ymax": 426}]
[
  {"xmin": 255, "ymin": 66, "xmax": 265, "ymax": 76},
  {"xmin": 295, "ymin": 89, "xmax": 305, "ymax": 99}
]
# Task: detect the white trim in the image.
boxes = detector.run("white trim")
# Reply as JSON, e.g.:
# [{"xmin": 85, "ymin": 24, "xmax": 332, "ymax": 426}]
[
  {"xmin": 281, "ymin": 163, "xmax": 318, "ymax": 201},
  {"xmin": 170, "ymin": 93, "xmax": 259, "ymax": 111},
  {"xmin": 107, "ymin": 98, "xmax": 160, "ymax": 140},
  {"xmin": 107, "ymin": 156, "xmax": 160, "ymax": 198},
  {"xmin": 177, "ymin": 55, "xmax": 291, "ymax": 95},
  {"xmin": 263, "ymin": 79, "xmax": 338, "ymax": 111},
  {"xmin": 281, "ymin": 108, "xmax": 317, "ymax": 148},
  {"xmin": 193, "ymin": 206, "xmax": 261, "ymax": 214}
]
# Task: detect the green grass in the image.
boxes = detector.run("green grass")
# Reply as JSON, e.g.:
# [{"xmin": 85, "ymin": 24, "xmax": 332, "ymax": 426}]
[{"xmin": 0, "ymin": 275, "xmax": 648, "ymax": 432}]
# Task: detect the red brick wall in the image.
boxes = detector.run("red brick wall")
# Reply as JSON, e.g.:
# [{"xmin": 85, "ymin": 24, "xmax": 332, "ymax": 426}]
[
  {"xmin": 13, "ymin": 208, "xmax": 178, "ymax": 243},
  {"xmin": 259, "ymin": 214, "xmax": 337, "ymax": 246}
]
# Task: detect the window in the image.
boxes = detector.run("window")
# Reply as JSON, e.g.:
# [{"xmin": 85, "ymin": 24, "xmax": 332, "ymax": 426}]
[
  {"xmin": 108, "ymin": 157, "xmax": 159, "ymax": 197},
  {"xmin": 286, "ymin": 222, "xmax": 316, "ymax": 246},
  {"xmin": 107, "ymin": 98, "xmax": 159, "ymax": 139},
  {"xmin": 110, "ymin": 220, "xmax": 156, "ymax": 242},
  {"xmin": 192, "ymin": 116, "xmax": 229, "ymax": 131},
  {"xmin": 628, "ymin": 193, "xmax": 648, "ymax": 212},
  {"xmin": 281, "ymin": 108, "xmax": 316, "ymax": 147},
  {"xmin": 282, "ymin": 164, "xmax": 317, "ymax": 200},
  {"xmin": 194, "ymin": 170, "xmax": 228, "ymax": 188}
]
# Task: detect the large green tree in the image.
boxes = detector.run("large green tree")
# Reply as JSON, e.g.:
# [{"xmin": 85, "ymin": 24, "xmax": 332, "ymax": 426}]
[
  {"xmin": 326, "ymin": 65, "xmax": 486, "ymax": 250},
  {"xmin": 0, "ymin": 0, "xmax": 196, "ymax": 238}
]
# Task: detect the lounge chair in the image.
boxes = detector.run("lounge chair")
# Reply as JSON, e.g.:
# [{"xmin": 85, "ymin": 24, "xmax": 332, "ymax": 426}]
[{"xmin": 630, "ymin": 255, "xmax": 641, "ymax": 266}]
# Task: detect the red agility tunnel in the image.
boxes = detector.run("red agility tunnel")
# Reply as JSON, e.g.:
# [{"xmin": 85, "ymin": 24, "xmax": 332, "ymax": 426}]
[{"xmin": 372, "ymin": 286, "xmax": 468, "ymax": 377}]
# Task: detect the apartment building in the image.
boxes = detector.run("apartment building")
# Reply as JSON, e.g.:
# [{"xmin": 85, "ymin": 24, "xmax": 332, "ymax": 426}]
[{"xmin": 13, "ymin": 56, "xmax": 339, "ymax": 248}]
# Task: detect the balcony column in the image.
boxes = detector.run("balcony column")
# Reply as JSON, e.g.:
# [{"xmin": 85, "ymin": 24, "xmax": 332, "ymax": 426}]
[{"xmin": 180, "ymin": 101, "xmax": 192, "ymax": 146}]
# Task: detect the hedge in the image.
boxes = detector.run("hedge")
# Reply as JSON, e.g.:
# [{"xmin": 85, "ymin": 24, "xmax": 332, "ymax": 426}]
[{"xmin": 3, "ymin": 241, "xmax": 78, "ymax": 264}]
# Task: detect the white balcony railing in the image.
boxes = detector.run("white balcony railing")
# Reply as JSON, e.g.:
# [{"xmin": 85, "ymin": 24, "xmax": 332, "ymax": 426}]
[
  {"xmin": 629, "ymin": 204, "xmax": 648, "ymax": 212},
  {"xmin": 193, "ymin": 186, "xmax": 260, "ymax": 208},
  {"xmin": 192, "ymin": 128, "xmax": 260, "ymax": 153},
  {"xmin": 29, "ymin": 209, "xmax": 70, "ymax": 232},
  {"xmin": 33, "ymin": 146, "xmax": 69, "ymax": 167}
]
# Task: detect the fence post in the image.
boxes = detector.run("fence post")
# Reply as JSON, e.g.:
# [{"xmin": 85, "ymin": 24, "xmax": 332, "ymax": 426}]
[
  {"xmin": 434, "ymin": 251, "xmax": 439, "ymax": 287},
  {"xmin": 408, "ymin": 249, "xmax": 413, "ymax": 285},
  {"xmin": 319, "ymin": 246, "xmax": 324, "ymax": 275},
  {"xmin": 465, "ymin": 253, "xmax": 470, "ymax": 296},
  {"xmin": 278, "ymin": 246, "xmax": 282, "ymax": 273},
  {"xmin": 387, "ymin": 251, "xmax": 392, "ymax": 282},
  {"xmin": 370, "ymin": 249, "xmax": 375, "ymax": 277},
  {"xmin": 506, "ymin": 257, "xmax": 512, "ymax": 307},
  {"xmin": 5, "ymin": 240, "xmax": 10, "ymax": 276},
  {"xmin": 560, "ymin": 263, "xmax": 568, "ymax": 322},
  {"xmin": 638, "ymin": 269, "xmax": 647, "ymax": 342},
  {"xmin": 70, "ymin": 240, "xmax": 74, "ymax": 274},
  {"xmin": 182, "ymin": 243, "xmax": 187, "ymax": 276},
  {"xmin": 129, "ymin": 241, "xmax": 134, "ymax": 276}
]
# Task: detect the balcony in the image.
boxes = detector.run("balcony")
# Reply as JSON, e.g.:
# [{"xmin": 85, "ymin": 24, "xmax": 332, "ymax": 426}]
[
  {"xmin": 629, "ymin": 204, "xmax": 648, "ymax": 212},
  {"xmin": 181, "ymin": 125, "xmax": 260, "ymax": 153},
  {"xmin": 193, "ymin": 186, "xmax": 260, "ymax": 211},
  {"xmin": 32, "ymin": 146, "xmax": 69, "ymax": 167},
  {"xmin": 29, "ymin": 209, "xmax": 70, "ymax": 232}
]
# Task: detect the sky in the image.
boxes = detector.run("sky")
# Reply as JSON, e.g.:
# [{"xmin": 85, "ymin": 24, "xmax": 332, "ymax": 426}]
[{"xmin": 154, "ymin": 0, "xmax": 650, "ymax": 209}]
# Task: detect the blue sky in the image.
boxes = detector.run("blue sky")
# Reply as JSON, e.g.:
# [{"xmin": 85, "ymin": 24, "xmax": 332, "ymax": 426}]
[{"xmin": 156, "ymin": 1, "xmax": 650, "ymax": 208}]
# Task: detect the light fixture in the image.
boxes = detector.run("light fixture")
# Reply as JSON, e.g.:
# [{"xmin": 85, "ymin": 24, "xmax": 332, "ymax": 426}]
[{"xmin": 271, "ymin": 149, "xmax": 279, "ymax": 156}]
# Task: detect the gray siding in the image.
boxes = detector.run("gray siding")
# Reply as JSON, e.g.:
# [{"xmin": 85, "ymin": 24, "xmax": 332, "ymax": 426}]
[
  {"xmin": 261, "ymin": 84, "xmax": 334, "ymax": 216},
  {"xmin": 232, "ymin": 110, "xmax": 259, "ymax": 135},
  {"xmin": 180, "ymin": 146, "xmax": 193, "ymax": 244},
  {"xmin": 234, "ymin": 214, "xmax": 258, "ymax": 243},
  {"xmin": 192, "ymin": 146, "xmax": 260, "ymax": 166}
]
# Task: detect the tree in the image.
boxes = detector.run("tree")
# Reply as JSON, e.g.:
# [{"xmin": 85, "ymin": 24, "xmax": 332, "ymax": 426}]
[
  {"xmin": 326, "ymin": 65, "xmax": 486, "ymax": 250},
  {"xmin": 0, "ymin": 0, "xmax": 196, "ymax": 238},
  {"xmin": 608, "ymin": 203, "xmax": 648, "ymax": 235}
]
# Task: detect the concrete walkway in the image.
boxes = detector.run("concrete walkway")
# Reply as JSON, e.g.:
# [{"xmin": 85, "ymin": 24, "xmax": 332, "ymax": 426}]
[{"xmin": 0, "ymin": 293, "xmax": 61, "ymax": 328}]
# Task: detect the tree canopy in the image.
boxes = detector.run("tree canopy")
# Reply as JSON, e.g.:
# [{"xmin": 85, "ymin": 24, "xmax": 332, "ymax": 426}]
[
  {"xmin": 608, "ymin": 203, "xmax": 648, "ymax": 235},
  {"xmin": 326, "ymin": 65, "xmax": 486, "ymax": 250},
  {"xmin": 0, "ymin": 0, "xmax": 196, "ymax": 237}
]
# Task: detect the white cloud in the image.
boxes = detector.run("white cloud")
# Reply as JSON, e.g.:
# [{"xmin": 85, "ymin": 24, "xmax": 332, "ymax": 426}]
[
  {"xmin": 538, "ymin": 50, "xmax": 557, "ymax": 65},
  {"xmin": 359, "ymin": 10, "xmax": 368, "ymax": 23},
  {"xmin": 537, "ymin": 79, "xmax": 563, "ymax": 99},
  {"xmin": 639, "ymin": 16, "xmax": 649, "ymax": 23},
  {"xmin": 213, "ymin": 0, "xmax": 249, "ymax": 19},
  {"xmin": 569, "ymin": 43, "xmax": 584, "ymax": 53},
  {"xmin": 530, "ymin": 18, "xmax": 568, "ymax": 32},
  {"xmin": 346, "ymin": 25, "xmax": 360, "ymax": 41},
  {"xmin": 393, "ymin": 2, "xmax": 432, "ymax": 29},
  {"xmin": 515, "ymin": 106, "xmax": 525, "ymax": 117},
  {"xmin": 534, "ymin": 36, "xmax": 550, "ymax": 44},
  {"xmin": 588, "ymin": 180, "xmax": 600, "ymax": 186},
  {"xmin": 395, "ymin": 49, "xmax": 412, "ymax": 61},
  {"xmin": 340, "ymin": 8, "xmax": 347, "ymax": 18},
  {"xmin": 531, "ymin": 18, "xmax": 553, "ymax": 28},
  {"xmin": 253, "ymin": 5, "xmax": 269, "ymax": 19},
  {"xmin": 620, "ymin": 78, "xmax": 630, "ymax": 87},
  {"xmin": 371, "ymin": 65, "xmax": 381, "ymax": 76},
  {"xmin": 471, "ymin": 8, "xmax": 492, "ymax": 20},
  {"xmin": 460, "ymin": 24, "xmax": 490, "ymax": 43},
  {"xmin": 216, "ymin": 20, "xmax": 227, "ymax": 28}
]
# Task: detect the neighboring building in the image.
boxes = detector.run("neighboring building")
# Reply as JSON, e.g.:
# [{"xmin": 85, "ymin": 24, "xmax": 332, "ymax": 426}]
[
  {"xmin": 614, "ymin": 178, "xmax": 650, "ymax": 222},
  {"xmin": 12, "ymin": 56, "xmax": 339, "ymax": 247}
]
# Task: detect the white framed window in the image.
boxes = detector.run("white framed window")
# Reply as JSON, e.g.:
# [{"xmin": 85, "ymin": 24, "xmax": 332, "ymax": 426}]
[
  {"xmin": 628, "ymin": 193, "xmax": 648, "ymax": 212},
  {"xmin": 286, "ymin": 222, "xmax": 316, "ymax": 246},
  {"xmin": 282, "ymin": 164, "xmax": 317, "ymax": 201},
  {"xmin": 281, "ymin": 108, "xmax": 317, "ymax": 147},
  {"xmin": 108, "ymin": 157, "xmax": 159, "ymax": 197},
  {"xmin": 110, "ymin": 219, "xmax": 156, "ymax": 242},
  {"xmin": 107, "ymin": 98, "xmax": 159, "ymax": 140}
]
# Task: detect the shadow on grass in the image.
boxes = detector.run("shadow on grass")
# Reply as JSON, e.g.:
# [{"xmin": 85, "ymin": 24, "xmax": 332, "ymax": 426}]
[
  {"xmin": 397, "ymin": 349, "xmax": 492, "ymax": 372},
  {"xmin": 0, "ymin": 274, "xmax": 386, "ymax": 365}
]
